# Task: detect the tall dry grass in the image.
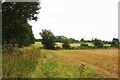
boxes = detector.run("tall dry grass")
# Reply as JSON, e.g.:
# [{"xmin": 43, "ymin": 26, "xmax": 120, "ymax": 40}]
[{"xmin": 2, "ymin": 45, "xmax": 41, "ymax": 78}]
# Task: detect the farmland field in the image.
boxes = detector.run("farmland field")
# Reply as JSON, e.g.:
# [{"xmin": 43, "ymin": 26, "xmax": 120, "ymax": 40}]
[
  {"xmin": 2, "ymin": 42, "xmax": 118, "ymax": 78},
  {"xmin": 35, "ymin": 42, "xmax": 110, "ymax": 48}
]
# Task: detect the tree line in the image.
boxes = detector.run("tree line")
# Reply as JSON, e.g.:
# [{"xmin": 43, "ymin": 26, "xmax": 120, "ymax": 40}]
[{"xmin": 39, "ymin": 29, "xmax": 119, "ymax": 50}]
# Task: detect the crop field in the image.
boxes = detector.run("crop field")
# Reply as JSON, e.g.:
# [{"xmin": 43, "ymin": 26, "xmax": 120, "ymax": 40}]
[
  {"xmin": 55, "ymin": 42, "xmax": 93, "ymax": 48},
  {"xmin": 2, "ymin": 42, "xmax": 118, "ymax": 78},
  {"xmin": 38, "ymin": 49, "xmax": 118, "ymax": 78}
]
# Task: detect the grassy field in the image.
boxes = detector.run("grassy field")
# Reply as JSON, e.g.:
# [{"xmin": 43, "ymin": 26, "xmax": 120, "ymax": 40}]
[{"xmin": 2, "ymin": 42, "xmax": 118, "ymax": 78}]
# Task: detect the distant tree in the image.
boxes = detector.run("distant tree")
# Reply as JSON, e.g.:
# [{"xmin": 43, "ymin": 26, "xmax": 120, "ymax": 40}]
[
  {"xmin": 75, "ymin": 40, "xmax": 80, "ymax": 43},
  {"xmin": 80, "ymin": 38, "xmax": 84, "ymax": 42},
  {"xmin": 111, "ymin": 38, "xmax": 119, "ymax": 47},
  {"xmin": 72, "ymin": 38, "xmax": 76, "ymax": 43},
  {"xmin": 62, "ymin": 38, "xmax": 70, "ymax": 49},
  {"xmin": 2, "ymin": 2, "xmax": 40, "ymax": 47},
  {"xmin": 40, "ymin": 29, "xmax": 56, "ymax": 49},
  {"xmin": 56, "ymin": 36, "xmax": 66, "ymax": 43},
  {"xmin": 102, "ymin": 40, "xmax": 111, "ymax": 44},
  {"xmin": 69, "ymin": 38, "xmax": 80, "ymax": 43},
  {"xmin": 92, "ymin": 38, "xmax": 103, "ymax": 48}
]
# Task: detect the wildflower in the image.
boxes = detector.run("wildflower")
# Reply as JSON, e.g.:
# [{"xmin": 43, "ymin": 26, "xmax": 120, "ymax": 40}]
[{"xmin": 79, "ymin": 62, "xmax": 86, "ymax": 67}]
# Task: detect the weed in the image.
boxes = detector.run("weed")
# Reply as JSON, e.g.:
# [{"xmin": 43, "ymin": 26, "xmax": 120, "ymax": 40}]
[
  {"xmin": 79, "ymin": 62, "xmax": 86, "ymax": 78},
  {"xmin": 44, "ymin": 61, "xmax": 58, "ymax": 78}
]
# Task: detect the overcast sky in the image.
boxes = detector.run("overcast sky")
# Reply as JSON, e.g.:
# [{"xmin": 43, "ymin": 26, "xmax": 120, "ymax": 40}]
[{"xmin": 28, "ymin": 0, "xmax": 119, "ymax": 41}]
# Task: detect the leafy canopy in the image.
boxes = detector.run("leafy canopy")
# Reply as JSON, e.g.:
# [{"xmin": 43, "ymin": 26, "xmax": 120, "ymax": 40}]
[{"xmin": 2, "ymin": 2, "xmax": 40, "ymax": 47}]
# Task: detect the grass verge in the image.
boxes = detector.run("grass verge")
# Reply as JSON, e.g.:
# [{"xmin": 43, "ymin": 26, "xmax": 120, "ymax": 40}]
[{"xmin": 2, "ymin": 46, "xmax": 41, "ymax": 78}]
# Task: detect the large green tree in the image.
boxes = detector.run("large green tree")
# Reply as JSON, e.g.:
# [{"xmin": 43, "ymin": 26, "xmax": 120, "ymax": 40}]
[
  {"xmin": 40, "ymin": 29, "xmax": 56, "ymax": 50},
  {"xmin": 2, "ymin": 2, "xmax": 40, "ymax": 47}
]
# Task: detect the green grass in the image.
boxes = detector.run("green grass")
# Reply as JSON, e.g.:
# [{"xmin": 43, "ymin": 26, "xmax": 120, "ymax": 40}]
[
  {"xmin": 44, "ymin": 61, "xmax": 58, "ymax": 78},
  {"xmin": 83, "ymin": 71, "xmax": 98, "ymax": 78},
  {"xmin": 43, "ymin": 60, "xmax": 78, "ymax": 78}
]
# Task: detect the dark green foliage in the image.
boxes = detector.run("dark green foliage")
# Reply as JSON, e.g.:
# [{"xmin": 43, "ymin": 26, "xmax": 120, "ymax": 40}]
[
  {"xmin": 80, "ymin": 38, "xmax": 84, "ymax": 42},
  {"xmin": 15, "ymin": 23, "xmax": 35, "ymax": 47},
  {"xmin": 69, "ymin": 38, "xmax": 79, "ymax": 43},
  {"xmin": 92, "ymin": 38, "xmax": 103, "ymax": 48},
  {"xmin": 68, "ymin": 38, "xmax": 80, "ymax": 43},
  {"xmin": 68, "ymin": 38, "xmax": 73, "ymax": 43},
  {"xmin": 73, "ymin": 39, "xmax": 80, "ymax": 43},
  {"xmin": 2, "ymin": 2, "xmax": 40, "ymax": 47},
  {"xmin": 56, "ymin": 36, "xmax": 66, "ymax": 43},
  {"xmin": 56, "ymin": 36, "xmax": 79, "ymax": 43},
  {"xmin": 81, "ymin": 43, "xmax": 88, "ymax": 47},
  {"xmin": 40, "ymin": 29, "xmax": 56, "ymax": 50},
  {"xmin": 62, "ymin": 38, "xmax": 70, "ymax": 49},
  {"xmin": 111, "ymin": 38, "xmax": 119, "ymax": 47},
  {"xmin": 35, "ymin": 39, "xmax": 41, "ymax": 42},
  {"xmin": 102, "ymin": 40, "xmax": 111, "ymax": 44}
]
